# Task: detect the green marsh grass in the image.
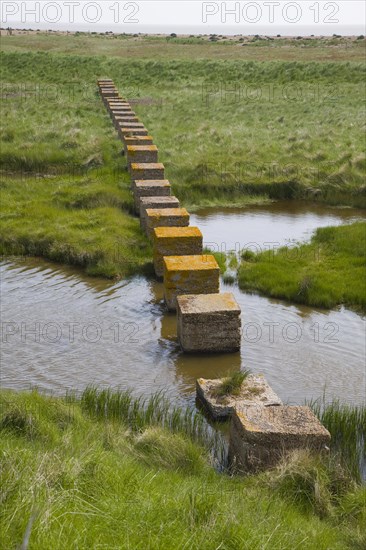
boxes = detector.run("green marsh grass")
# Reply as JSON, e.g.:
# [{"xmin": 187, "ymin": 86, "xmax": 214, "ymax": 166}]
[
  {"xmin": 238, "ymin": 222, "xmax": 366, "ymax": 310},
  {"xmin": 1, "ymin": 388, "xmax": 365, "ymax": 549},
  {"xmin": 0, "ymin": 41, "xmax": 365, "ymax": 277},
  {"xmin": 309, "ymin": 398, "xmax": 366, "ymax": 483},
  {"xmin": 211, "ymin": 370, "xmax": 251, "ymax": 397}
]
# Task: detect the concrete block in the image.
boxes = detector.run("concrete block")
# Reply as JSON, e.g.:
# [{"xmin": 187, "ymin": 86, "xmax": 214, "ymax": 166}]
[
  {"xmin": 118, "ymin": 128, "xmax": 149, "ymax": 140},
  {"xmin": 153, "ymin": 227, "xmax": 203, "ymax": 278},
  {"xmin": 117, "ymin": 121, "xmax": 145, "ymax": 129},
  {"xmin": 130, "ymin": 163, "xmax": 165, "ymax": 181},
  {"xmin": 114, "ymin": 116, "xmax": 140, "ymax": 130},
  {"xmin": 124, "ymin": 136, "xmax": 154, "ymax": 156},
  {"xmin": 146, "ymin": 208, "xmax": 189, "ymax": 241},
  {"xmin": 110, "ymin": 109, "xmax": 135, "ymax": 117},
  {"xmin": 133, "ymin": 180, "xmax": 171, "ymax": 211},
  {"xmin": 163, "ymin": 255, "xmax": 219, "ymax": 311},
  {"xmin": 127, "ymin": 145, "xmax": 158, "ymax": 171},
  {"xmin": 228, "ymin": 405, "xmax": 331, "ymax": 474},
  {"xmin": 140, "ymin": 196, "xmax": 180, "ymax": 231},
  {"xmin": 196, "ymin": 374, "xmax": 282, "ymax": 419},
  {"xmin": 113, "ymin": 114, "xmax": 138, "ymax": 122},
  {"xmin": 107, "ymin": 102, "xmax": 130, "ymax": 109},
  {"xmin": 177, "ymin": 293, "xmax": 240, "ymax": 352}
]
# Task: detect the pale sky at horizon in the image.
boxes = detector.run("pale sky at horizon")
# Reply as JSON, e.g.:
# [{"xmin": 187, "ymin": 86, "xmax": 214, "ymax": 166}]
[{"xmin": 1, "ymin": 1, "xmax": 365, "ymax": 35}]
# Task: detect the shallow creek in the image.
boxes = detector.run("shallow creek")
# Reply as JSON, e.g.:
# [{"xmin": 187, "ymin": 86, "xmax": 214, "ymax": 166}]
[{"xmin": 1, "ymin": 202, "xmax": 365, "ymax": 407}]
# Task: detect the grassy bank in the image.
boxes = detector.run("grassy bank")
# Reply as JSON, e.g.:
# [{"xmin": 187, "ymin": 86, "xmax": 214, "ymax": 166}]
[
  {"xmin": 238, "ymin": 222, "xmax": 366, "ymax": 310},
  {"xmin": 1, "ymin": 388, "xmax": 365, "ymax": 549},
  {"xmin": 0, "ymin": 38, "xmax": 365, "ymax": 277}
]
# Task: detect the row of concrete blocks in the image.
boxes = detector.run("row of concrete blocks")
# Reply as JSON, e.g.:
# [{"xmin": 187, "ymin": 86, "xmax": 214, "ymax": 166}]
[
  {"xmin": 196, "ymin": 375, "xmax": 331, "ymax": 473},
  {"xmin": 98, "ymin": 79, "xmax": 242, "ymax": 354},
  {"xmin": 98, "ymin": 80, "xmax": 331, "ymax": 474}
]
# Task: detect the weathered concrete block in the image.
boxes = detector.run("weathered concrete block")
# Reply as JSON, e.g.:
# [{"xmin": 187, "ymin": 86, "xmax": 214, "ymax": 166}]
[
  {"xmin": 113, "ymin": 114, "xmax": 138, "ymax": 122},
  {"xmin": 98, "ymin": 81, "xmax": 114, "ymax": 88},
  {"xmin": 140, "ymin": 196, "xmax": 180, "ymax": 231},
  {"xmin": 196, "ymin": 374, "xmax": 282, "ymax": 419},
  {"xmin": 117, "ymin": 121, "xmax": 145, "ymax": 129},
  {"xmin": 130, "ymin": 163, "xmax": 165, "ymax": 181},
  {"xmin": 124, "ymin": 136, "xmax": 154, "ymax": 156},
  {"xmin": 146, "ymin": 208, "xmax": 189, "ymax": 241},
  {"xmin": 114, "ymin": 116, "xmax": 140, "ymax": 130},
  {"xmin": 101, "ymin": 90, "xmax": 118, "ymax": 99},
  {"xmin": 110, "ymin": 109, "xmax": 135, "ymax": 117},
  {"xmin": 164, "ymin": 255, "xmax": 219, "ymax": 311},
  {"xmin": 133, "ymin": 180, "xmax": 171, "ymax": 211},
  {"xmin": 228, "ymin": 405, "xmax": 331, "ymax": 474},
  {"xmin": 153, "ymin": 227, "xmax": 203, "ymax": 278},
  {"xmin": 177, "ymin": 293, "xmax": 240, "ymax": 352},
  {"xmin": 118, "ymin": 128, "xmax": 149, "ymax": 140},
  {"xmin": 107, "ymin": 102, "xmax": 130, "ymax": 110},
  {"xmin": 127, "ymin": 145, "xmax": 158, "ymax": 171}
]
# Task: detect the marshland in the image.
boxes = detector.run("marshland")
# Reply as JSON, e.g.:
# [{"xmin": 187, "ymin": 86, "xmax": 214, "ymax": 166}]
[{"xmin": 0, "ymin": 31, "xmax": 365, "ymax": 548}]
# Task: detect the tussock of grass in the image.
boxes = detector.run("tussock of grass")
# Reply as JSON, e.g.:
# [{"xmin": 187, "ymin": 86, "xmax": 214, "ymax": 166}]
[
  {"xmin": 211, "ymin": 370, "xmax": 251, "ymax": 397},
  {"xmin": 238, "ymin": 222, "xmax": 366, "ymax": 310},
  {"xmin": 1, "ymin": 388, "xmax": 365, "ymax": 549},
  {"xmin": 310, "ymin": 398, "xmax": 366, "ymax": 483}
]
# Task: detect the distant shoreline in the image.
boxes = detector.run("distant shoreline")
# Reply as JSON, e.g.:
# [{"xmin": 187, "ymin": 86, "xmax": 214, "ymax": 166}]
[{"xmin": 1, "ymin": 28, "xmax": 364, "ymax": 41}]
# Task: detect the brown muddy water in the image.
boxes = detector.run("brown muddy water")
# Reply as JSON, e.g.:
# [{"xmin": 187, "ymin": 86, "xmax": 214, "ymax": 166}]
[{"xmin": 1, "ymin": 202, "xmax": 365, "ymax": 407}]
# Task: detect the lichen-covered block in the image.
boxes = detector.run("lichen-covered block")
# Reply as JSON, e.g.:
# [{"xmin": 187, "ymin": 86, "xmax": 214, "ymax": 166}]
[
  {"xmin": 140, "ymin": 197, "xmax": 180, "ymax": 231},
  {"xmin": 228, "ymin": 406, "xmax": 331, "ymax": 473},
  {"xmin": 118, "ymin": 127, "xmax": 149, "ymax": 140},
  {"xmin": 130, "ymin": 163, "xmax": 165, "ymax": 181},
  {"xmin": 124, "ymin": 136, "xmax": 154, "ymax": 156},
  {"xmin": 110, "ymin": 109, "xmax": 135, "ymax": 118},
  {"xmin": 164, "ymin": 255, "xmax": 219, "ymax": 311},
  {"xmin": 177, "ymin": 293, "xmax": 240, "ymax": 351},
  {"xmin": 101, "ymin": 90, "xmax": 118, "ymax": 100},
  {"xmin": 114, "ymin": 117, "xmax": 140, "ymax": 131},
  {"xmin": 146, "ymin": 208, "xmax": 189, "ymax": 241},
  {"xmin": 153, "ymin": 227, "xmax": 203, "ymax": 278},
  {"xmin": 113, "ymin": 114, "xmax": 138, "ymax": 122},
  {"xmin": 133, "ymin": 180, "xmax": 171, "ymax": 211},
  {"xmin": 107, "ymin": 102, "xmax": 130, "ymax": 110},
  {"xmin": 118, "ymin": 121, "xmax": 145, "ymax": 129},
  {"xmin": 127, "ymin": 145, "xmax": 158, "ymax": 172},
  {"xmin": 196, "ymin": 374, "xmax": 282, "ymax": 419}
]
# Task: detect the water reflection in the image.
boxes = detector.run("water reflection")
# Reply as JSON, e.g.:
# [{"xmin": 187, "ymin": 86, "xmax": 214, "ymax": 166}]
[
  {"xmin": 1, "ymin": 256, "xmax": 364, "ymax": 407},
  {"xmin": 191, "ymin": 200, "xmax": 365, "ymax": 253}
]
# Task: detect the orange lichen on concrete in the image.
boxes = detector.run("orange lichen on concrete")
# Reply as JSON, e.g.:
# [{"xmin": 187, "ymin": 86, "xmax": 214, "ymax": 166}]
[
  {"xmin": 145, "ymin": 207, "xmax": 189, "ymax": 238},
  {"xmin": 127, "ymin": 145, "xmax": 159, "ymax": 172},
  {"xmin": 140, "ymin": 197, "xmax": 180, "ymax": 230},
  {"xmin": 125, "ymin": 136, "xmax": 154, "ymax": 156},
  {"xmin": 133, "ymin": 180, "xmax": 171, "ymax": 211},
  {"xmin": 163, "ymin": 255, "xmax": 220, "ymax": 311},
  {"xmin": 118, "ymin": 128, "xmax": 149, "ymax": 139},
  {"xmin": 130, "ymin": 163, "xmax": 165, "ymax": 181},
  {"xmin": 152, "ymin": 227, "xmax": 203, "ymax": 277}
]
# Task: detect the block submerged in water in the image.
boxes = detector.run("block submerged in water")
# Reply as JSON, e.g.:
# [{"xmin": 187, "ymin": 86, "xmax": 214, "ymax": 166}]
[
  {"xmin": 164, "ymin": 255, "xmax": 219, "ymax": 311},
  {"xmin": 145, "ymin": 207, "xmax": 189, "ymax": 239},
  {"xmin": 153, "ymin": 226, "xmax": 203, "ymax": 278},
  {"xmin": 228, "ymin": 405, "xmax": 331, "ymax": 473},
  {"xmin": 177, "ymin": 292, "xmax": 240, "ymax": 351},
  {"xmin": 196, "ymin": 374, "xmax": 282, "ymax": 419},
  {"xmin": 139, "ymin": 196, "xmax": 180, "ymax": 231}
]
